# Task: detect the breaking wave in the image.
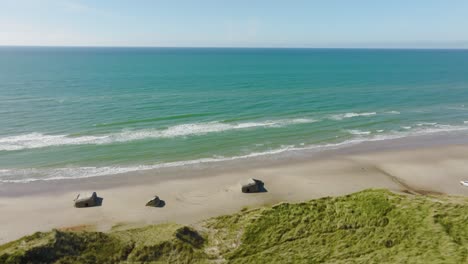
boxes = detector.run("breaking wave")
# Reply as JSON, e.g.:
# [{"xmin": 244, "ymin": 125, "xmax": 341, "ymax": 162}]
[
  {"xmin": 2, "ymin": 122, "xmax": 468, "ymax": 183},
  {"xmin": 330, "ymin": 112, "xmax": 376, "ymax": 120},
  {"xmin": 0, "ymin": 118, "xmax": 316, "ymax": 151},
  {"xmin": 347, "ymin": 130, "xmax": 372, "ymax": 135}
]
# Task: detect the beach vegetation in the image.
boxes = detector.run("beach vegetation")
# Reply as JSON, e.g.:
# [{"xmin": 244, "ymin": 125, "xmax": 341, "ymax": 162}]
[{"xmin": 1, "ymin": 189, "xmax": 467, "ymax": 263}]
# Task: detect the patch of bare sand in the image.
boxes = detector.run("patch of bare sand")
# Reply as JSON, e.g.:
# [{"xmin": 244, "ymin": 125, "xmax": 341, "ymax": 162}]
[{"xmin": 0, "ymin": 145, "xmax": 467, "ymax": 244}]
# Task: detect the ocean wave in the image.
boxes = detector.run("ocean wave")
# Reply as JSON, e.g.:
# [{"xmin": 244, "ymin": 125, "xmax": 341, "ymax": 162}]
[
  {"xmin": 416, "ymin": 122, "xmax": 437, "ymax": 126},
  {"xmin": 0, "ymin": 121, "xmax": 468, "ymax": 183},
  {"xmin": 347, "ymin": 130, "xmax": 372, "ymax": 135},
  {"xmin": 0, "ymin": 118, "xmax": 316, "ymax": 151},
  {"xmin": 0, "ymin": 141, "xmax": 362, "ymax": 183},
  {"xmin": 0, "ymin": 133, "xmax": 108, "ymax": 151},
  {"xmin": 0, "ymin": 147, "xmax": 301, "ymax": 183},
  {"xmin": 330, "ymin": 112, "xmax": 376, "ymax": 120},
  {"xmin": 3, "ymin": 122, "xmax": 468, "ymax": 183}
]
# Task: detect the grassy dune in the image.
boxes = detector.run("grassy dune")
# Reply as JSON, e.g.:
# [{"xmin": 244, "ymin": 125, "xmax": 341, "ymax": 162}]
[{"xmin": 1, "ymin": 189, "xmax": 467, "ymax": 263}]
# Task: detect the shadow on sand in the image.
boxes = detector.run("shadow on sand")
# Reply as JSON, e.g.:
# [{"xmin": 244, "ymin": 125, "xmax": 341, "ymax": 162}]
[
  {"xmin": 255, "ymin": 179, "xmax": 268, "ymax": 193},
  {"xmin": 155, "ymin": 200, "xmax": 166, "ymax": 208}
]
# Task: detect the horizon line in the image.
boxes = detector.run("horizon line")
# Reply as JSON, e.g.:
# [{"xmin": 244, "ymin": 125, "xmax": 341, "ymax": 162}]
[{"xmin": 1, "ymin": 45, "xmax": 468, "ymax": 50}]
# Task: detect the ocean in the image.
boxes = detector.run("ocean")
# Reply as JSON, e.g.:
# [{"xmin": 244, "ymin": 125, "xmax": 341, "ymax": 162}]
[{"xmin": 1, "ymin": 47, "xmax": 468, "ymax": 183}]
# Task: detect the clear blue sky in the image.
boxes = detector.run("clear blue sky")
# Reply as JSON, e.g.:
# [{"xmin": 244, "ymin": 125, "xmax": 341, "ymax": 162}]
[{"xmin": 1, "ymin": 0, "xmax": 467, "ymax": 48}]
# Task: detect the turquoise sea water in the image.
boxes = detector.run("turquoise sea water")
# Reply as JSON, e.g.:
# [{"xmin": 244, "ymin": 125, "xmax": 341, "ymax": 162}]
[{"xmin": 1, "ymin": 47, "xmax": 468, "ymax": 183}]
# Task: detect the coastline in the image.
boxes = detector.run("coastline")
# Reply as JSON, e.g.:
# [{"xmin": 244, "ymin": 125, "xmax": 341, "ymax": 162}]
[{"xmin": 1, "ymin": 133, "xmax": 468, "ymax": 244}]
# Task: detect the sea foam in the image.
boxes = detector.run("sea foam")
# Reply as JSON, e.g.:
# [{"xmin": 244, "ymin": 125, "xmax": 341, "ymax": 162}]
[
  {"xmin": 330, "ymin": 112, "xmax": 376, "ymax": 120},
  {"xmin": 0, "ymin": 118, "xmax": 316, "ymax": 151},
  {"xmin": 3, "ymin": 122, "xmax": 468, "ymax": 183},
  {"xmin": 347, "ymin": 130, "xmax": 372, "ymax": 135}
]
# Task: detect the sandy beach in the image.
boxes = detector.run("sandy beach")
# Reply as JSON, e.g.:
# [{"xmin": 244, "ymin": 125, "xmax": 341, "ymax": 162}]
[{"xmin": 1, "ymin": 135, "xmax": 468, "ymax": 245}]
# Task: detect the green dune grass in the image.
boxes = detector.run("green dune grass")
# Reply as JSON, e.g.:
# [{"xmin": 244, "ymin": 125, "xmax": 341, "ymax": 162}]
[{"xmin": 1, "ymin": 189, "xmax": 467, "ymax": 263}]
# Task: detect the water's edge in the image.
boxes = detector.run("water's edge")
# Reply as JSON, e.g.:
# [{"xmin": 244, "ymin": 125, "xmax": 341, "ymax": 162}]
[{"xmin": 1, "ymin": 130, "xmax": 467, "ymax": 197}]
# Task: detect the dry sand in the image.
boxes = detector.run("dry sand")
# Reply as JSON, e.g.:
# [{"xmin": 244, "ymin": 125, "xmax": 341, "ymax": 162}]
[{"xmin": 0, "ymin": 144, "xmax": 468, "ymax": 244}]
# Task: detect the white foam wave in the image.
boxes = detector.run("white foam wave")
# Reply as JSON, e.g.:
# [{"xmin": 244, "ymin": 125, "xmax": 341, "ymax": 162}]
[
  {"xmin": 385, "ymin": 111, "xmax": 400, "ymax": 114},
  {"xmin": 414, "ymin": 124, "xmax": 468, "ymax": 134},
  {"xmin": 416, "ymin": 122, "xmax": 437, "ymax": 126},
  {"xmin": 3, "ymin": 122, "xmax": 468, "ymax": 183},
  {"xmin": 347, "ymin": 130, "xmax": 372, "ymax": 135},
  {"xmin": 0, "ymin": 133, "xmax": 108, "ymax": 151},
  {"xmin": 0, "ymin": 118, "xmax": 316, "ymax": 151},
  {"xmin": 330, "ymin": 112, "xmax": 376, "ymax": 120},
  {"xmin": 0, "ymin": 147, "xmax": 301, "ymax": 183}
]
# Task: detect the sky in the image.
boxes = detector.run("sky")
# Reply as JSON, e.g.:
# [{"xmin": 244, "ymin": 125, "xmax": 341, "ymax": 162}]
[{"xmin": 0, "ymin": 0, "xmax": 467, "ymax": 48}]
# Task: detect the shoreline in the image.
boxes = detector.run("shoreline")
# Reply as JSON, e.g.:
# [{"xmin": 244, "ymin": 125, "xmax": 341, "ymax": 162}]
[
  {"xmin": 3, "ymin": 126, "xmax": 468, "ymax": 185},
  {"xmin": 0, "ymin": 134, "xmax": 468, "ymax": 244},
  {"xmin": 1, "ymin": 130, "xmax": 468, "ymax": 197}
]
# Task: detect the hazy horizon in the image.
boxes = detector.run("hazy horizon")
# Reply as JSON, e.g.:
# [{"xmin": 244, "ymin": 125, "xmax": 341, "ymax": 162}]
[
  {"xmin": 1, "ymin": 0, "xmax": 468, "ymax": 49},
  {"xmin": 1, "ymin": 45, "xmax": 468, "ymax": 50}
]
